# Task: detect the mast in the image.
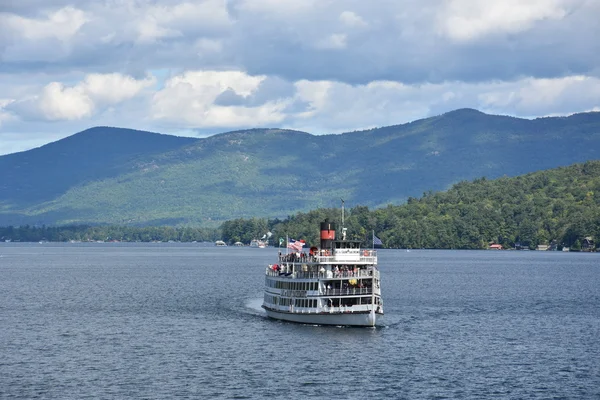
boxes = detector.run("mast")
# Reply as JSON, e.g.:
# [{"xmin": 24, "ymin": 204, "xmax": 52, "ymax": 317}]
[
  {"xmin": 341, "ymin": 199, "xmax": 348, "ymax": 241},
  {"xmin": 341, "ymin": 198, "xmax": 345, "ymax": 229}
]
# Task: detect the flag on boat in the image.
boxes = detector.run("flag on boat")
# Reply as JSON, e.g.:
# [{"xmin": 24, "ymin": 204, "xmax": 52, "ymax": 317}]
[
  {"xmin": 373, "ymin": 235, "xmax": 383, "ymax": 246},
  {"xmin": 288, "ymin": 239, "xmax": 305, "ymax": 251}
]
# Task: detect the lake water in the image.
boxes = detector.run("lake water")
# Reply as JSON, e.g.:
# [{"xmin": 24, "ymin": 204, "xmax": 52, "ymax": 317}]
[{"xmin": 1, "ymin": 244, "xmax": 599, "ymax": 399}]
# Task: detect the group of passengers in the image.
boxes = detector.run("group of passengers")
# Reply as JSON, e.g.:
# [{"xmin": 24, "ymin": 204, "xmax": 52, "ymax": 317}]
[
  {"xmin": 278, "ymin": 252, "xmax": 310, "ymax": 263},
  {"xmin": 327, "ymin": 265, "xmax": 361, "ymax": 277}
]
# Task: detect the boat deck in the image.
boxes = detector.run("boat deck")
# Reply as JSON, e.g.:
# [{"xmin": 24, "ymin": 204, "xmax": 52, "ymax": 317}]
[{"xmin": 266, "ymin": 267, "xmax": 379, "ymax": 280}]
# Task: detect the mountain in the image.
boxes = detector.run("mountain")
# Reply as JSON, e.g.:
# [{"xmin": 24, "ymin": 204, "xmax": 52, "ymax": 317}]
[
  {"xmin": 222, "ymin": 160, "xmax": 600, "ymax": 250},
  {"xmin": 1, "ymin": 109, "xmax": 599, "ymax": 226},
  {"xmin": 0, "ymin": 127, "xmax": 196, "ymax": 205}
]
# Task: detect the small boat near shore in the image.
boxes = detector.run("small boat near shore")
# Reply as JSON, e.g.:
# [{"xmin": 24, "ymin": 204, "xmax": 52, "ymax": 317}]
[
  {"xmin": 250, "ymin": 239, "xmax": 267, "ymax": 248},
  {"xmin": 262, "ymin": 219, "xmax": 383, "ymax": 327}
]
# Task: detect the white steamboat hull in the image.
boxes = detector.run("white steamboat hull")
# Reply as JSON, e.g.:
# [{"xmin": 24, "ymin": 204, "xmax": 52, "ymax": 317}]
[{"xmin": 263, "ymin": 307, "xmax": 380, "ymax": 327}]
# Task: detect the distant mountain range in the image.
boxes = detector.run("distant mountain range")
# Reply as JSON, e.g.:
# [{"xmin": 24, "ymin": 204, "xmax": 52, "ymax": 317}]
[{"xmin": 1, "ymin": 108, "xmax": 599, "ymax": 226}]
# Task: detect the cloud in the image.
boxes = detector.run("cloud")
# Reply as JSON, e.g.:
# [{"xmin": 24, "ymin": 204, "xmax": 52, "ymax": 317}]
[
  {"xmin": 135, "ymin": 0, "xmax": 231, "ymax": 43},
  {"xmin": 438, "ymin": 0, "xmax": 569, "ymax": 41},
  {"xmin": 214, "ymin": 76, "xmax": 296, "ymax": 107},
  {"xmin": 151, "ymin": 70, "xmax": 287, "ymax": 127},
  {"xmin": 6, "ymin": 73, "xmax": 155, "ymax": 121},
  {"xmin": 229, "ymin": 0, "xmax": 319, "ymax": 16},
  {"xmin": 0, "ymin": 99, "xmax": 16, "ymax": 127},
  {"xmin": 0, "ymin": 0, "xmax": 600, "ymax": 156},
  {"xmin": 0, "ymin": 6, "xmax": 88, "ymax": 41},
  {"xmin": 38, "ymin": 82, "xmax": 95, "ymax": 121},
  {"xmin": 339, "ymin": 11, "xmax": 368, "ymax": 28},
  {"xmin": 82, "ymin": 73, "xmax": 156, "ymax": 104},
  {"xmin": 2, "ymin": 1, "xmax": 598, "ymax": 83},
  {"xmin": 286, "ymin": 75, "xmax": 600, "ymax": 133},
  {"xmin": 479, "ymin": 75, "xmax": 600, "ymax": 116}
]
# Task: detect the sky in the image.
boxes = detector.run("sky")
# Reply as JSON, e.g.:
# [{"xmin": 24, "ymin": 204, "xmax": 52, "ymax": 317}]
[{"xmin": 1, "ymin": 0, "xmax": 599, "ymax": 155}]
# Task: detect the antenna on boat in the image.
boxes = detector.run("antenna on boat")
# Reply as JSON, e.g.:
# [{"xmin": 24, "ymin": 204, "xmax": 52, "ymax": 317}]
[{"xmin": 341, "ymin": 199, "xmax": 347, "ymax": 241}]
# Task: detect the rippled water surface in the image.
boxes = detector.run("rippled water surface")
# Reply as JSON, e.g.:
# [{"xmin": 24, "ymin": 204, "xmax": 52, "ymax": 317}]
[{"xmin": 1, "ymin": 244, "xmax": 599, "ymax": 399}]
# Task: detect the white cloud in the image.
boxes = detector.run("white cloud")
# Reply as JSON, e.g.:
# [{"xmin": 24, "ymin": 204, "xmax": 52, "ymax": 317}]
[
  {"xmin": 151, "ymin": 70, "xmax": 287, "ymax": 127},
  {"xmin": 291, "ymin": 79, "xmax": 434, "ymax": 131},
  {"xmin": 0, "ymin": 99, "xmax": 16, "ymax": 127},
  {"xmin": 136, "ymin": 17, "xmax": 181, "ymax": 43},
  {"xmin": 2, "ymin": 68, "xmax": 600, "ymax": 155},
  {"xmin": 339, "ymin": 11, "xmax": 368, "ymax": 28},
  {"xmin": 479, "ymin": 75, "xmax": 600, "ymax": 116},
  {"xmin": 293, "ymin": 80, "xmax": 333, "ymax": 119},
  {"xmin": 1, "ymin": 6, "xmax": 88, "ymax": 41},
  {"xmin": 82, "ymin": 73, "xmax": 156, "ymax": 104},
  {"xmin": 231, "ymin": 0, "xmax": 319, "ymax": 16},
  {"xmin": 287, "ymin": 74, "xmax": 600, "ymax": 133},
  {"xmin": 136, "ymin": 0, "xmax": 231, "ymax": 42},
  {"xmin": 439, "ymin": 0, "xmax": 569, "ymax": 41},
  {"xmin": 38, "ymin": 82, "xmax": 95, "ymax": 121},
  {"xmin": 7, "ymin": 73, "xmax": 155, "ymax": 121}
]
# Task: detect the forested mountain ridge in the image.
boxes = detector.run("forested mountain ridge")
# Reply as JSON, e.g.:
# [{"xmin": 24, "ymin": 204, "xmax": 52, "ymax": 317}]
[
  {"xmin": 1, "ymin": 109, "xmax": 599, "ymax": 226},
  {"xmin": 0, "ymin": 127, "xmax": 197, "ymax": 205},
  {"xmin": 2, "ymin": 161, "xmax": 599, "ymax": 249},
  {"xmin": 223, "ymin": 160, "xmax": 600, "ymax": 250}
]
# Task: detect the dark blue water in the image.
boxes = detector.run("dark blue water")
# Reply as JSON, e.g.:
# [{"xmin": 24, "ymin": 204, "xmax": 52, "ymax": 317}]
[{"xmin": 1, "ymin": 244, "xmax": 599, "ymax": 399}]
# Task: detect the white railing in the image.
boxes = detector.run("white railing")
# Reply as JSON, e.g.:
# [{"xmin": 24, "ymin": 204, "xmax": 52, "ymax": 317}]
[
  {"xmin": 265, "ymin": 268, "xmax": 378, "ymax": 279},
  {"xmin": 278, "ymin": 250, "xmax": 377, "ymax": 265},
  {"xmin": 314, "ymin": 254, "xmax": 377, "ymax": 264},
  {"xmin": 322, "ymin": 287, "xmax": 373, "ymax": 296}
]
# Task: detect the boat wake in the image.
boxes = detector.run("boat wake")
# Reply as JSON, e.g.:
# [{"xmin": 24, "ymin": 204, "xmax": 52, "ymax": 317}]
[{"xmin": 245, "ymin": 298, "xmax": 266, "ymax": 316}]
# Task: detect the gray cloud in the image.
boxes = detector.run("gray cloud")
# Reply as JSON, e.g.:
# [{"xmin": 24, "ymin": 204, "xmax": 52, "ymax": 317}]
[
  {"xmin": 229, "ymin": 1, "xmax": 600, "ymax": 84},
  {"xmin": 214, "ymin": 77, "xmax": 297, "ymax": 107},
  {"xmin": 2, "ymin": 0, "xmax": 598, "ymax": 84},
  {"xmin": 1, "ymin": 0, "xmax": 599, "ymax": 155}
]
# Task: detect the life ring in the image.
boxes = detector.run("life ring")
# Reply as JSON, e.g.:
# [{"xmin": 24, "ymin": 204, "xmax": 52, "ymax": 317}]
[{"xmin": 363, "ymin": 250, "xmax": 369, "ymax": 257}]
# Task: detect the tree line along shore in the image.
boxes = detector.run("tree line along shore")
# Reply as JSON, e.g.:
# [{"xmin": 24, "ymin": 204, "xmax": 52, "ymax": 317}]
[{"xmin": 2, "ymin": 161, "xmax": 599, "ymax": 251}]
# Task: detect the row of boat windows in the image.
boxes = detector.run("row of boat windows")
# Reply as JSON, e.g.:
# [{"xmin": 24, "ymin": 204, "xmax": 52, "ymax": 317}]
[
  {"xmin": 264, "ymin": 294, "xmax": 318, "ymax": 308},
  {"xmin": 264, "ymin": 294, "xmax": 381, "ymax": 308},
  {"xmin": 329, "ymin": 297, "xmax": 383, "ymax": 307},
  {"xmin": 265, "ymin": 279, "xmax": 319, "ymax": 291}
]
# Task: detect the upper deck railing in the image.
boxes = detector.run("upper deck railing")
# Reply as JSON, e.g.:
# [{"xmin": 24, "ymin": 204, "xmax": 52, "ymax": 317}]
[
  {"xmin": 266, "ymin": 267, "xmax": 380, "ymax": 281},
  {"xmin": 278, "ymin": 249, "xmax": 377, "ymax": 265}
]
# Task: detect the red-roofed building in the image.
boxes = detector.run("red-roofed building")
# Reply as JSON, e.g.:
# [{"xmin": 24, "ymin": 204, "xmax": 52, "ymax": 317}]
[{"xmin": 489, "ymin": 244, "xmax": 503, "ymax": 250}]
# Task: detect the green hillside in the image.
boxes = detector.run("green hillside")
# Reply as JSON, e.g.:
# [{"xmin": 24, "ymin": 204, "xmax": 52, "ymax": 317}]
[
  {"xmin": 0, "ymin": 127, "xmax": 196, "ymax": 206},
  {"xmin": 2, "ymin": 161, "xmax": 599, "ymax": 249},
  {"xmin": 229, "ymin": 160, "xmax": 600, "ymax": 250},
  {"xmin": 1, "ymin": 109, "xmax": 599, "ymax": 226}
]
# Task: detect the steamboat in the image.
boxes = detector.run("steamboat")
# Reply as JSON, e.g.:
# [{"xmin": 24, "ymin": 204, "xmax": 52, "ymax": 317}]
[{"xmin": 262, "ymin": 220, "xmax": 383, "ymax": 327}]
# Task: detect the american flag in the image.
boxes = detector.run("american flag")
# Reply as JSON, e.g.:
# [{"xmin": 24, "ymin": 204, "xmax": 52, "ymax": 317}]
[
  {"xmin": 287, "ymin": 239, "xmax": 305, "ymax": 251},
  {"xmin": 373, "ymin": 235, "xmax": 383, "ymax": 246}
]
